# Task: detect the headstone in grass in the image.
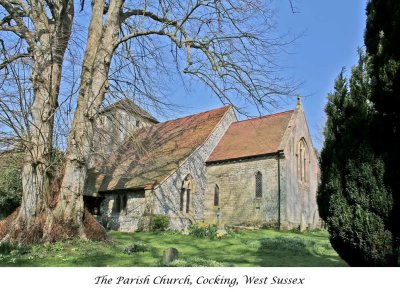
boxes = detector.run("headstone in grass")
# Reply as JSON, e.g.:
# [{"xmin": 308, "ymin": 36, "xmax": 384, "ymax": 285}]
[{"xmin": 162, "ymin": 248, "xmax": 179, "ymax": 266}]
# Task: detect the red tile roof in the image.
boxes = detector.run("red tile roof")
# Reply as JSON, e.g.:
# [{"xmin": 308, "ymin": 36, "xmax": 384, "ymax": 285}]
[
  {"xmin": 84, "ymin": 106, "xmax": 232, "ymax": 194},
  {"xmin": 207, "ymin": 110, "xmax": 294, "ymax": 163}
]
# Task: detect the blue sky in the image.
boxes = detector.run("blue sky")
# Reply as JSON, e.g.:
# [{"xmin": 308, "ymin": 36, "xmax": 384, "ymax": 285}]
[
  {"xmin": 162, "ymin": 0, "xmax": 368, "ymax": 150},
  {"xmin": 1, "ymin": 1, "xmax": 368, "ymax": 151}
]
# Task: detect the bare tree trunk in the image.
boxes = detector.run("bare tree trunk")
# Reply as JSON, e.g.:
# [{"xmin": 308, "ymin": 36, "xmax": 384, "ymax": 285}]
[
  {"xmin": 18, "ymin": 54, "xmax": 60, "ymax": 232},
  {"xmin": 1, "ymin": 0, "xmax": 120, "ymax": 243},
  {"xmin": 0, "ymin": 0, "xmax": 294, "ymax": 244},
  {"xmin": 1, "ymin": 1, "xmax": 74, "ymax": 244},
  {"xmin": 56, "ymin": 0, "xmax": 124, "ymax": 236}
]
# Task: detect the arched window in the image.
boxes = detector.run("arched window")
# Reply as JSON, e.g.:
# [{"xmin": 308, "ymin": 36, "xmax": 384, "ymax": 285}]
[
  {"xmin": 180, "ymin": 175, "xmax": 194, "ymax": 213},
  {"xmin": 214, "ymin": 184, "xmax": 220, "ymax": 206},
  {"xmin": 297, "ymin": 138, "xmax": 309, "ymax": 183},
  {"xmin": 255, "ymin": 171, "xmax": 262, "ymax": 198}
]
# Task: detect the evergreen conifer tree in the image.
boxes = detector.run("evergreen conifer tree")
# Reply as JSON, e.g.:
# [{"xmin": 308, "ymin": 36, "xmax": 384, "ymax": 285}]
[
  {"xmin": 318, "ymin": 52, "xmax": 397, "ymax": 266},
  {"xmin": 365, "ymin": 0, "xmax": 400, "ymax": 259}
]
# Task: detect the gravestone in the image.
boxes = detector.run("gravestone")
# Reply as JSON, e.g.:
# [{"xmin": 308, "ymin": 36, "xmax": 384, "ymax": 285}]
[{"xmin": 162, "ymin": 248, "xmax": 179, "ymax": 265}]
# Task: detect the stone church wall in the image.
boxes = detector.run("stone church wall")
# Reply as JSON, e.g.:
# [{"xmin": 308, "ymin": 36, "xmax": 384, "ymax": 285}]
[
  {"xmin": 204, "ymin": 155, "xmax": 281, "ymax": 227},
  {"xmin": 151, "ymin": 108, "xmax": 237, "ymax": 229},
  {"xmin": 93, "ymin": 103, "xmax": 320, "ymax": 232},
  {"xmin": 282, "ymin": 107, "xmax": 320, "ymax": 229},
  {"xmin": 99, "ymin": 189, "xmax": 154, "ymax": 232}
]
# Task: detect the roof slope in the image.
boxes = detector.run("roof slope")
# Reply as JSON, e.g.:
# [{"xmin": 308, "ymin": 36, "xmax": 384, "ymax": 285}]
[
  {"xmin": 85, "ymin": 106, "xmax": 231, "ymax": 194},
  {"xmin": 207, "ymin": 110, "xmax": 294, "ymax": 163}
]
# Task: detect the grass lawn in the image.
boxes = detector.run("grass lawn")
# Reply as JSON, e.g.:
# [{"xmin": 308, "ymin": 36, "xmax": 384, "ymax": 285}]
[{"xmin": 0, "ymin": 229, "xmax": 347, "ymax": 267}]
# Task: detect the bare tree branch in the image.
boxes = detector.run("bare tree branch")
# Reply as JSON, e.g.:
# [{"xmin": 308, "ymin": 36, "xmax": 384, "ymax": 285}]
[
  {"xmin": 0, "ymin": 0, "xmax": 298, "ymax": 243},
  {"xmin": 0, "ymin": 52, "xmax": 30, "ymax": 70},
  {"xmin": 0, "ymin": 0, "xmax": 35, "ymax": 48},
  {"xmin": 289, "ymin": 0, "xmax": 300, "ymax": 14}
]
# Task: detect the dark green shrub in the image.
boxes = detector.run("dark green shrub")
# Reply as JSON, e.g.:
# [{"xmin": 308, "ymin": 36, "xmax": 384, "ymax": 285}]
[
  {"xmin": 0, "ymin": 151, "xmax": 23, "ymax": 217},
  {"xmin": 150, "ymin": 214, "xmax": 170, "ymax": 231},
  {"xmin": 0, "ymin": 242, "xmax": 15, "ymax": 254}
]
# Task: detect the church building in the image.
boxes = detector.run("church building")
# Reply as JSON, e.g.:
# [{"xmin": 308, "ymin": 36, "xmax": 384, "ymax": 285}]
[{"xmin": 84, "ymin": 98, "xmax": 320, "ymax": 231}]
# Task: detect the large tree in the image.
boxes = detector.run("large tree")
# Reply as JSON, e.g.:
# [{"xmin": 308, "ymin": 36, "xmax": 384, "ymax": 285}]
[
  {"xmin": 0, "ymin": 0, "xmax": 294, "ymax": 243},
  {"xmin": 318, "ymin": 52, "xmax": 397, "ymax": 266},
  {"xmin": 0, "ymin": 0, "xmax": 74, "ymax": 243},
  {"xmin": 318, "ymin": 0, "xmax": 400, "ymax": 267},
  {"xmin": 365, "ymin": 0, "xmax": 400, "ymax": 257}
]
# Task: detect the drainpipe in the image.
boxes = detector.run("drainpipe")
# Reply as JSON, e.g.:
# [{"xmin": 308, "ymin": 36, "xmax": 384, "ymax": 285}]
[{"xmin": 277, "ymin": 150, "xmax": 284, "ymax": 229}]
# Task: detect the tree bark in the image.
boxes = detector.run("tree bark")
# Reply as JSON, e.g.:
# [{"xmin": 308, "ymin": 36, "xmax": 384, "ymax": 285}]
[
  {"xmin": 1, "ymin": 1, "xmax": 74, "ymax": 244},
  {"xmin": 1, "ymin": 0, "xmax": 122, "ymax": 243},
  {"xmin": 55, "ymin": 0, "xmax": 124, "ymax": 236},
  {"xmin": 0, "ymin": 0, "xmax": 290, "ymax": 244}
]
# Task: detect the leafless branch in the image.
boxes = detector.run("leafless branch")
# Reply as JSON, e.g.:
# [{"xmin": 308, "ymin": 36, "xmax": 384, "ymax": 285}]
[
  {"xmin": 0, "ymin": 0, "xmax": 35, "ymax": 48},
  {"xmin": 289, "ymin": 0, "xmax": 300, "ymax": 14},
  {"xmin": 0, "ymin": 52, "xmax": 30, "ymax": 70},
  {"xmin": 0, "ymin": 0, "xmax": 298, "ymax": 225}
]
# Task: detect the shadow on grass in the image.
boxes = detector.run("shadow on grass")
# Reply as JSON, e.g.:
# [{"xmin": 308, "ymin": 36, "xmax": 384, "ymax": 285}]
[
  {"xmin": 0, "ymin": 231, "xmax": 348, "ymax": 267},
  {"xmin": 256, "ymin": 236, "xmax": 347, "ymax": 267}
]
